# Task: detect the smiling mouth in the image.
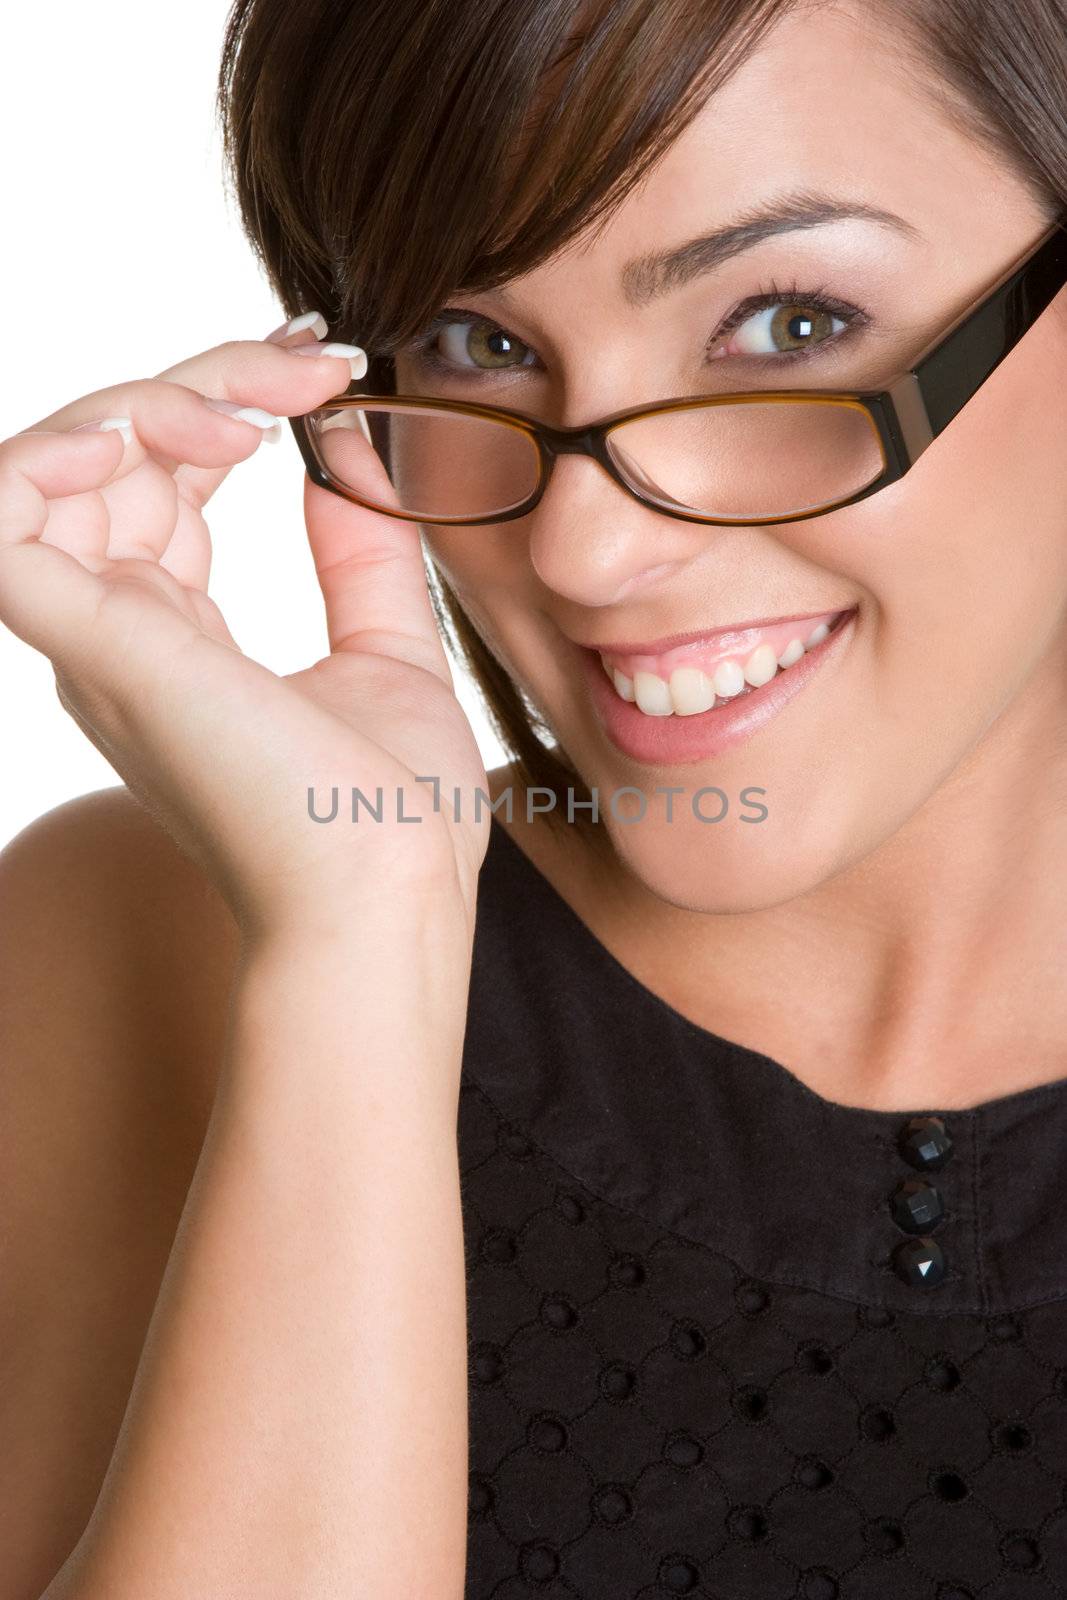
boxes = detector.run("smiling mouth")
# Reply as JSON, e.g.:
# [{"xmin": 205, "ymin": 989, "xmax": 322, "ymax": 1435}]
[{"xmin": 593, "ymin": 608, "xmax": 856, "ymax": 716}]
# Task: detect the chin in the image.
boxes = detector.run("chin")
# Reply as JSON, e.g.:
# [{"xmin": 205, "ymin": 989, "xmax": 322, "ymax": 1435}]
[{"xmin": 599, "ymin": 808, "xmax": 855, "ymax": 913}]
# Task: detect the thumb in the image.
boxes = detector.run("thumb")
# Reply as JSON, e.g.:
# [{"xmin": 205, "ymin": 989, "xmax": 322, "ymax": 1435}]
[{"xmin": 301, "ymin": 410, "xmax": 454, "ymax": 686}]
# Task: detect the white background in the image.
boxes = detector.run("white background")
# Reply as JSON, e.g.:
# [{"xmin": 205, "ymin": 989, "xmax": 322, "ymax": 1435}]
[{"xmin": 0, "ymin": 0, "xmax": 505, "ymax": 854}]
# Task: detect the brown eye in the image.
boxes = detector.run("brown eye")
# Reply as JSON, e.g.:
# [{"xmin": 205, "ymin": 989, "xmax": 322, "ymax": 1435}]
[
  {"xmin": 722, "ymin": 302, "xmax": 847, "ymax": 359},
  {"xmin": 436, "ymin": 318, "xmax": 537, "ymax": 371},
  {"xmin": 770, "ymin": 304, "xmax": 838, "ymax": 351}
]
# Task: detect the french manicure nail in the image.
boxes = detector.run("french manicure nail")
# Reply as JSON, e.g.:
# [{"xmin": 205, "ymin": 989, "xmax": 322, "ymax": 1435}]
[
  {"xmin": 71, "ymin": 416, "xmax": 134, "ymax": 445},
  {"xmin": 203, "ymin": 398, "xmax": 284, "ymax": 443},
  {"xmin": 265, "ymin": 310, "xmax": 329, "ymax": 343},
  {"xmin": 291, "ymin": 342, "xmax": 368, "ymax": 381}
]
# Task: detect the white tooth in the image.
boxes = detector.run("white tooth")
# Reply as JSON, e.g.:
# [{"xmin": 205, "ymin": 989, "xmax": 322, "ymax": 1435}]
[
  {"xmin": 612, "ymin": 667, "xmax": 636, "ymax": 702},
  {"xmin": 600, "ymin": 652, "xmax": 613, "ymax": 680},
  {"xmin": 669, "ymin": 666, "xmax": 716, "ymax": 716},
  {"xmin": 712, "ymin": 658, "xmax": 746, "ymax": 698},
  {"xmin": 777, "ymin": 638, "xmax": 805, "ymax": 668},
  {"xmin": 804, "ymin": 621, "xmax": 830, "ymax": 649},
  {"xmin": 742, "ymin": 643, "xmax": 779, "ymax": 687},
  {"xmin": 633, "ymin": 670, "xmax": 674, "ymax": 715}
]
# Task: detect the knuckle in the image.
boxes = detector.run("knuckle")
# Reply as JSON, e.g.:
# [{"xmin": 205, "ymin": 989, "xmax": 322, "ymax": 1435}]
[
  {"xmin": 94, "ymin": 567, "xmax": 185, "ymax": 628},
  {"xmin": 213, "ymin": 337, "xmax": 253, "ymax": 359},
  {"xmin": 91, "ymin": 570, "xmax": 171, "ymax": 636},
  {"xmin": 210, "ymin": 338, "xmax": 277, "ymax": 388},
  {"xmin": 101, "ymin": 558, "xmax": 164, "ymax": 588},
  {"xmin": 90, "ymin": 579, "xmax": 142, "ymax": 633},
  {"xmin": 0, "ymin": 428, "xmax": 50, "ymax": 465},
  {"xmin": 155, "ymin": 337, "xmax": 267, "ymax": 389},
  {"xmin": 14, "ymin": 385, "xmax": 140, "ymax": 436}
]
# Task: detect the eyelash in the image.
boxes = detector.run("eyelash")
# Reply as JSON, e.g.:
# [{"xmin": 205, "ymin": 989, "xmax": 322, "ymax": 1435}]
[{"xmin": 402, "ymin": 278, "xmax": 870, "ymax": 378}]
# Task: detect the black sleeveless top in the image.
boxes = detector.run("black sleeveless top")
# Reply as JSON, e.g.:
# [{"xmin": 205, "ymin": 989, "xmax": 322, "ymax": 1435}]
[{"xmin": 458, "ymin": 815, "xmax": 1067, "ymax": 1599}]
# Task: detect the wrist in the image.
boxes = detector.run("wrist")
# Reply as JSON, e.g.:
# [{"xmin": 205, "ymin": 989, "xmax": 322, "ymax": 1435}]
[
  {"xmin": 224, "ymin": 914, "xmax": 474, "ymax": 1131},
  {"xmin": 235, "ymin": 848, "xmax": 480, "ymax": 950}
]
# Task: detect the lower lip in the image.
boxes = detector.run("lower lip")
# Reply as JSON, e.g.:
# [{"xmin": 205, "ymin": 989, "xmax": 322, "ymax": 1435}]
[{"xmin": 577, "ymin": 609, "xmax": 858, "ymax": 766}]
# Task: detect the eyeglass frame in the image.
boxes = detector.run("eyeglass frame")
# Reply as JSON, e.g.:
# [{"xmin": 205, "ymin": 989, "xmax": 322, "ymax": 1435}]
[{"xmin": 288, "ymin": 210, "xmax": 1067, "ymax": 529}]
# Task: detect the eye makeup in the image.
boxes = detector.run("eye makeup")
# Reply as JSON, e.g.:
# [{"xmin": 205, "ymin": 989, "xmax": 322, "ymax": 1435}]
[{"xmin": 399, "ymin": 279, "xmax": 872, "ymax": 381}]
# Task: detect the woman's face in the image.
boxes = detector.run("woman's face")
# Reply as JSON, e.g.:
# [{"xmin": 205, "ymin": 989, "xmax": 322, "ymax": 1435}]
[{"xmin": 397, "ymin": 0, "xmax": 1067, "ymax": 911}]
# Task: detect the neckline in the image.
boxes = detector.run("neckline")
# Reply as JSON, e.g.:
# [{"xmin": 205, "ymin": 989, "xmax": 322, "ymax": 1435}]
[
  {"xmin": 487, "ymin": 813, "xmax": 1067, "ymax": 1125},
  {"xmin": 469, "ymin": 814, "xmax": 1067, "ymax": 1312}
]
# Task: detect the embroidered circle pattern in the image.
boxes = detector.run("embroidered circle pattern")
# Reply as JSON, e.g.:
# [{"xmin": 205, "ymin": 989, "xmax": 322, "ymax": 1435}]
[{"xmin": 459, "ymin": 1082, "xmax": 1067, "ymax": 1599}]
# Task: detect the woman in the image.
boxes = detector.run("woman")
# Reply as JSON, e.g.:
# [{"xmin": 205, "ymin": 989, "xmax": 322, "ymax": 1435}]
[{"xmin": 2, "ymin": 0, "xmax": 1066, "ymax": 1594}]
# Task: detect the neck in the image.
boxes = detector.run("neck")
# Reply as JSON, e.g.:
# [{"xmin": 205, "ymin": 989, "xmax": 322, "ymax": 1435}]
[{"xmin": 509, "ymin": 646, "xmax": 1067, "ymax": 1113}]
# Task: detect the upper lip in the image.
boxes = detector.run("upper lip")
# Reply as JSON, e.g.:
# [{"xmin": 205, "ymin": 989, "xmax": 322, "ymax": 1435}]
[{"xmin": 571, "ymin": 607, "xmax": 855, "ymax": 657}]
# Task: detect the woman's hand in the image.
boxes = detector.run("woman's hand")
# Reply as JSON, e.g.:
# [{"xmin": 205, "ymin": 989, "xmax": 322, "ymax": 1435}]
[{"xmin": 0, "ymin": 321, "xmax": 491, "ymax": 937}]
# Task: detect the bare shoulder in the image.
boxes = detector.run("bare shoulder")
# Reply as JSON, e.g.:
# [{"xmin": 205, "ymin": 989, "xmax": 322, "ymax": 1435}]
[
  {"xmin": 0, "ymin": 782, "xmax": 242, "ymax": 1110},
  {"xmin": 0, "ymin": 786, "xmax": 240, "ymax": 1598}
]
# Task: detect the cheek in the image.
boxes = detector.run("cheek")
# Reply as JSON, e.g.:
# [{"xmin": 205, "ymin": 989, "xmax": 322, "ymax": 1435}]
[
  {"xmin": 421, "ymin": 523, "xmax": 525, "ymax": 620},
  {"xmin": 422, "ymin": 523, "xmax": 544, "ymax": 675},
  {"xmin": 782, "ymin": 338, "xmax": 1067, "ymax": 715},
  {"xmin": 424, "ymin": 525, "xmax": 596, "ymax": 744}
]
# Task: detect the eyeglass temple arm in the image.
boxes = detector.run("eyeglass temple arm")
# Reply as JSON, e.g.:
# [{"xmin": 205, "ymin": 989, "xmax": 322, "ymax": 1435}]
[{"xmin": 908, "ymin": 217, "xmax": 1067, "ymax": 440}]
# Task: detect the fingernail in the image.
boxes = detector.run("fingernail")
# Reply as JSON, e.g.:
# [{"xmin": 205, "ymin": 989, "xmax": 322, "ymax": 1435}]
[
  {"xmin": 71, "ymin": 416, "xmax": 134, "ymax": 445},
  {"xmin": 203, "ymin": 398, "xmax": 283, "ymax": 444},
  {"xmin": 265, "ymin": 310, "xmax": 329, "ymax": 343},
  {"xmin": 291, "ymin": 342, "xmax": 368, "ymax": 381}
]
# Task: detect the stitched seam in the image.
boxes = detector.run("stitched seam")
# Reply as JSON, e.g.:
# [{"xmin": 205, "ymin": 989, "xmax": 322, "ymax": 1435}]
[{"xmin": 460, "ymin": 1076, "xmax": 1067, "ymax": 1317}]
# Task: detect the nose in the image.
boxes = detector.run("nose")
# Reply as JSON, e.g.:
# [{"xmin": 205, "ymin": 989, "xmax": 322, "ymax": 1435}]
[{"xmin": 524, "ymin": 448, "xmax": 712, "ymax": 607}]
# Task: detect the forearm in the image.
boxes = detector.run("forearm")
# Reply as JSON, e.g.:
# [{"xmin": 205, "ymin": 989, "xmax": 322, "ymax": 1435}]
[{"xmin": 45, "ymin": 888, "xmax": 473, "ymax": 1600}]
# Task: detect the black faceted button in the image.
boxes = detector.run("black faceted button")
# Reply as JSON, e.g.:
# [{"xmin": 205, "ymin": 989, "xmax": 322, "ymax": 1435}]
[
  {"xmin": 889, "ymin": 1177, "xmax": 944, "ymax": 1235},
  {"xmin": 892, "ymin": 1235, "xmax": 946, "ymax": 1287},
  {"xmin": 897, "ymin": 1115, "xmax": 953, "ymax": 1171}
]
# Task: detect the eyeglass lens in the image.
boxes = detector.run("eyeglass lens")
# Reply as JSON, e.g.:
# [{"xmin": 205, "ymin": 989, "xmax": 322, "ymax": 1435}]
[{"xmin": 307, "ymin": 398, "xmax": 886, "ymax": 521}]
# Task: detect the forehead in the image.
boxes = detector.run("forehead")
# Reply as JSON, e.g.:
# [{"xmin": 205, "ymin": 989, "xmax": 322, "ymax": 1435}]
[
  {"xmin": 494, "ymin": 0, "xmax": 1024, "ymax": 313},
  {"xmin": 653, "ymin": 3, "xmax": 984, "ymax": 228}
]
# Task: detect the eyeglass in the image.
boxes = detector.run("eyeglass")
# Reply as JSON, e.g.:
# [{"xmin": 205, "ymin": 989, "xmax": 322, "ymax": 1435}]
[{"xmin": 288, "ymin": 212, "xmax": 1067, "ymax": 528}]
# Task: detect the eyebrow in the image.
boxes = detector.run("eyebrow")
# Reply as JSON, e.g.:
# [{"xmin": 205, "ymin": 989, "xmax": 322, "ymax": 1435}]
[{"xmin": 615, "ymin": 188, "xmax": 923, "ymax": 308}]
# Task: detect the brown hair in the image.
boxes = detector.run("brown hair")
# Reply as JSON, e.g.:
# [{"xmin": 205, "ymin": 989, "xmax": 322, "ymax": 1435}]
[{"xmin": 215, "ymin": 0, "xmax": 1066, "ymax": 833}]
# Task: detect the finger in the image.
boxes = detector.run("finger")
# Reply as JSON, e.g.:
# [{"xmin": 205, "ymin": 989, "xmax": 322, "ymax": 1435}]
[
  {"xmin": 19, "ymin": 336, "xmax": 366, "ymax": 515},
  {"xmin": 0, "ymin": 431, "xmax": 193, "ymax": 669},
  {"xmin": 20, "ymin": 379, "xmax": 302, "ymax": 582},
  {"xmin": 158, "ymin": 331, "xmax": 367, "ymax": 510},
  {"xmin": 155, "ymin": 494, "xmax": 213, "ymax": 590},
  {"xmin": 260, "ymin": 309, "xmax": 330, "ymax": 346},
  {"xmin": 0, "ymin": 429, "xmax": 125, "ymax": 656},
  {"xmin": 18, "ymin": 380, "xmax": 274, "ymax": 478},
  {"xmin": 11, "ymin": 390, "xmax": 268, "ymax": 584},
  {"xmin": 107, "ymin": 468, "xmax": 178, "ymax": 566},
  {"xmin": 301, "ymin": 431, "xmax": 452, "ymax": 684},
  {"xmin": 33, "ymin": 449, "xmax": 206, "ymax": 589}
]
